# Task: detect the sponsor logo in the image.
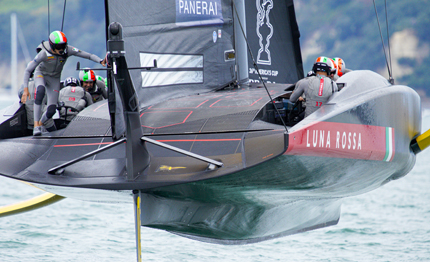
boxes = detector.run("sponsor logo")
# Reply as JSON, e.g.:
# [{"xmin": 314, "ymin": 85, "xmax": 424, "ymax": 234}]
[
  {"xmin": 318, "ymin": 77, "xmax": 324, "ymax": 96},
  {"xmin": 248, "ymin": 68, "xmax": 278, "ymax": 83},
  {"xmin": 156, "ymin": 165, "xmax": 187, "ymax": 172},
  {"xmin": 286, "ymin": 122, "xmax": 395, "ymax": 162},
  {"xmin": 176, "ymin": 0, "xmax": 223, "ymax": 26},
  {"xmin": 303, "ymin": 130, "xmax": 362, "ymax": 150},
  {"xmin": 256, "ymin": 0, "xmax": 274, "ymax": 65},
  {"xmin": 9, "ymin": 117, "xmax": 19, "ymax": 127},
  {"xmin": 213, "ymin": 31, "xmax": 217, "ymax": 43},
  {"xmin": 249, "ymin": 68, "xmax": 278, "ymax": 77}
]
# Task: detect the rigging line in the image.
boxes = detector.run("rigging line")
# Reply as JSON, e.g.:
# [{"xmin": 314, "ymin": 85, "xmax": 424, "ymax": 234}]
[
  {"xmin": 61, "ymin": 0, "xmax": 67, "ymax": 32},
  {"xmin": 231, "ymin": 0, "xmax": 288, "ymax": 132},
  {"xmin": 48, "ymin": 0, "xmax": 50, "ymax": 35},
  {"xmin": 16, "ymin": 17, "xmax": 31, "ymax": 62},
  {"xmin": 373, "ymin": 0, "xmax": 393, "ymax": 83},
  {"xmin": 385, "ymin": 0, "xmax": 394, "ymax": 83}
]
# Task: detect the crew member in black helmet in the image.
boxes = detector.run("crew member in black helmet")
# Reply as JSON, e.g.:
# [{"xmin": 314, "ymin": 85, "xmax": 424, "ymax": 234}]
[
  {"xmin": 58, "ymin": 77, "xmax": 93, "ymax": 122},
  {"xmin": 290, "ymin": 60, "xmax": 338, "ymax": 118},
  {"xmin": 21, "ymin": 30, "xmax": 106, "ymax": 136}
]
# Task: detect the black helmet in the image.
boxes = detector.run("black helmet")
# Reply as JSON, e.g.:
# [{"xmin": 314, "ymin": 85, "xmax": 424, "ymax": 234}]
[
  {"xmin": 64, "ymin": 77, "xmax": 80, "ymax": 87},
  {"xmin": 312, "ymin": 62, "xmax": 331, "ymax": 75}
]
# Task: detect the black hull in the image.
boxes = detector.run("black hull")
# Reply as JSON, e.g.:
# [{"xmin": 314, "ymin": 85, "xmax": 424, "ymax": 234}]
[
  {"xmin": 136, "ymin": 71, "xmax": 420, "ymax": 242},
  {"xmin": 0, "ymin": 71, "xmax": 421, "ymax": 243}
]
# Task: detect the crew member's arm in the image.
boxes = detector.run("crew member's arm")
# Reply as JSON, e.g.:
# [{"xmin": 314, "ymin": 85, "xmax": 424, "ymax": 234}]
[
  {"xmin": 289, "ymin": 82, "xmax": 305, "ymax": 103},
  {"xmin": 67, "ymin": 46, "xmax": 106, "ymax": 67},
  {"xmin": 76, "ymin": 99, "xmax": 87, "ymax": 112},
  {"xmin": 84, "ymin": 92, "xmax": 94, "ymax": 106},
  {"xmin": 96, "ymin": 76, "xmax": 108, "ymax": 99}
]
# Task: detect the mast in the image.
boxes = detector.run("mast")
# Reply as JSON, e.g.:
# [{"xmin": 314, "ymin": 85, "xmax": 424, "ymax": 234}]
[
  {"xmin": 11, "ymin": 13, "xmax": 17, "ymax": 96},
  {"xmin": 233, "ymin": 0, "xmax": 249, "ymax": 84},
  {"xmin": 10, "ymin": 13, "xmax": 31, "ymax": 98}
]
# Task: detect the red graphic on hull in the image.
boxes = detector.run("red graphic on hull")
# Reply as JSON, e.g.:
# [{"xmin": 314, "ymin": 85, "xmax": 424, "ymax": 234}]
[{"xmin": 285, "ymin": 122, "xmax": 395, "ymax": 161}]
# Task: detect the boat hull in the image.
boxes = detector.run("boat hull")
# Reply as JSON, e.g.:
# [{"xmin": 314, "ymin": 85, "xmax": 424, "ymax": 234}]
[
  {"xmin": 135, "ymin": 71, "xmax": 421, "ymax": 242},
  {"xmin": 0, "ymin": 71, "xmax": 421, "ymax": 243}
]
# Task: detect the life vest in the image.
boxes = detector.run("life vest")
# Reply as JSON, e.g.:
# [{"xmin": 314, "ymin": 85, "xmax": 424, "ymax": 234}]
[
  {"xmin": 304, "ymin": 76, "xmax": 336, "ymax": 117},
  {"xmin": 58, "ymin": 85, "xmax": 86, "ymax": 121},
  {"xmin": 35, "ymin": 41, "xmax": 69, "ymax": 77}
]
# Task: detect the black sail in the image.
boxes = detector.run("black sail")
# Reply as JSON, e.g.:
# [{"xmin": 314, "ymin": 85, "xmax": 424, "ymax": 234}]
[
  {"xmin": 105, "ymin": 0, "xmax": 236, "ymax": 108},
  {"xmin": 245, "ymin": 0, "xmax": 303, "ymax": 84},
  {"xmin": 104, "ymin": 0, "xmax": 304, "ymax": 137}
]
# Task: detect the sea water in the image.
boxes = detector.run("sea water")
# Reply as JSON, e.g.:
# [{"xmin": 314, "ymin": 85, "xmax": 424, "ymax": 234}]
[{"xmin": 0, "ymin": 104, "xmax": 429, "ymax": 262}]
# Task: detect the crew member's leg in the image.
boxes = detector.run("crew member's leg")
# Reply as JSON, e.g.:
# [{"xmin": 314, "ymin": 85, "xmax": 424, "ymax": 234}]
[
  {"xmin": 33, "ymin": 74, "xmax": 46, "ymax": 136},
  {"xmin": 40, "ymin": 76, "xmax": 60, "ymax": 132}
]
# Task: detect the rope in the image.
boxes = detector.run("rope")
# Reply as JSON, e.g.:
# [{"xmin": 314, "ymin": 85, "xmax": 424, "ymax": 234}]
[
  {"xmin": 385, "ymin": 0, "xmax": 394, "ymax": 84},
  {"xmin": 47, "ymin": 0, "xmax": 50, "ymax": 34},
  {"xmin": 373, "ymin": 0, "xmax": 394, "ymax": 84},
  {"xmin": 61, "ymin": 0, "xmax": 67, "ymax": 32}
]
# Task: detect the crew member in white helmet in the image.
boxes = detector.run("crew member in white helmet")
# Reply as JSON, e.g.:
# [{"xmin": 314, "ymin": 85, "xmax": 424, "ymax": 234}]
[{"xmin": 22, "ymin": 30, "xmax": 106, "ymax": 135}]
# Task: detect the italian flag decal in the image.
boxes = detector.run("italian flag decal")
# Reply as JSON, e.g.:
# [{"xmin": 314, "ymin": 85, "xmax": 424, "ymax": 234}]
[
  {"xmin": 383, "ymin": 127, "xmax": 395, "ymax": 162},
  {"xmin": 53, "ymin": 31, "xmax": 67, "ymax": 44}
]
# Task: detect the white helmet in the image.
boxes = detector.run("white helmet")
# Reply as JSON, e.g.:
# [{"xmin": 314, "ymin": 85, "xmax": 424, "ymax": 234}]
[
  {"xmin": 79, "ymin": 68, "xmax": 96, "ymax": 83},
  {"xmin": 315, "ymin": 56, "xmax": 336, "ymax": 76},
  {"xmin": 333, "ymin": 57, "xmax": 346, "ymax": 77}
]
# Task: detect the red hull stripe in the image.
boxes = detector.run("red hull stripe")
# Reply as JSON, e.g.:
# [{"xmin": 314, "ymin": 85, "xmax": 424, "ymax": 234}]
[{"xmin": 285, "ymin": 121, "xmax": 395, "ymax": 161}]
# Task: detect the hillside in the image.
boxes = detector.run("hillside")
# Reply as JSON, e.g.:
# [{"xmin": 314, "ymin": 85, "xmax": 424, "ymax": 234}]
[
  {"xmin": 0, "ymin": 0, "xmax": 106, "ymax": 91},
  {"xmin": 1, "ymin": 0, "xmax": 429, "ymax": 97},
  {"xmin": 295, "ymin": 0, "xmax": 430, "ymax": 96}
]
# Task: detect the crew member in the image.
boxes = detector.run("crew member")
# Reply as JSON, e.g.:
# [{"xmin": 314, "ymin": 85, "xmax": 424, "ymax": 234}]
[
  {"xmin": 58, "ymin": 77, "xmax": 93, "ymax": 122},
  {"xmin": 290, "ymin": 61, "xmax": 338, "ymax": 118},
  {"xmin": 79, "ymin": 69, "xmax": 107, "ymax": 103},
  {"xmin": 315, "ymin": 56, "xmax": 337, "ymax": 80},
  {"xmin": 21, "ymin": 30, "xmax": 106, "ymax": 136},
  {"xmin": 333, "ymin": 57, "xmax": 352, "ymax": 80}
]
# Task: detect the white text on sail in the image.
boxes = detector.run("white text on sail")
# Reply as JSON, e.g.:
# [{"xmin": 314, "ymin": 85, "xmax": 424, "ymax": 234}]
[{"xmin": 178, "ymin": 0, "xmax": 218, "ymax": 15}]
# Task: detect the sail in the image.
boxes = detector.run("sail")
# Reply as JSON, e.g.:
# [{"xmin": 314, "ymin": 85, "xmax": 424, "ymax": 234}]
[
  {"xmin": 245, "ymin": 0, "xmax": 303, "ymax": 84},
  {"xmin": 106, "ymin": 0, "xmax": 236, "ymax": 108}
]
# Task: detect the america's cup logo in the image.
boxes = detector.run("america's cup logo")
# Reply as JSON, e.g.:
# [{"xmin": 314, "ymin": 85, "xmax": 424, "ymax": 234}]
[{"xmin": 256, "ymin": 0, "xmax": 273, "ymax": 65}]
